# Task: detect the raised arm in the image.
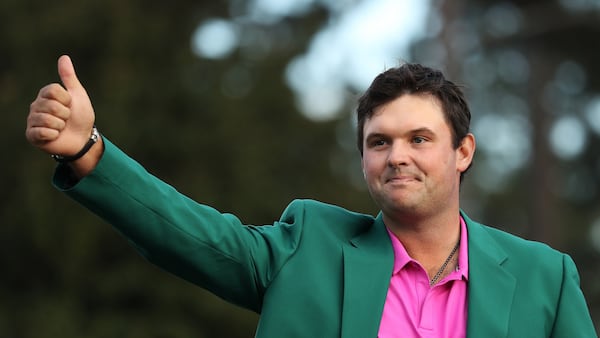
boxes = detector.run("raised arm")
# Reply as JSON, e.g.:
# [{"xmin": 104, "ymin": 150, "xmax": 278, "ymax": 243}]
[
  {"xmin": 26, "ymin": 55, "xmax": 103, "ymax": 177},
  {"xmin": 25, "ymin": 57, "xmax": 302, "ymax": 312}
]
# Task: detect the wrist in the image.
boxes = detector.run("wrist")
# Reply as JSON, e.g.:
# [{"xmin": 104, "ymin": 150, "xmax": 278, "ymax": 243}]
[
  {"xmin": 51, "ymin": 126, "xmax": 100, "ymax": 163},
  {"xmin": 67, "ymin": 135, "xmax": 104, "ymax": 180}
]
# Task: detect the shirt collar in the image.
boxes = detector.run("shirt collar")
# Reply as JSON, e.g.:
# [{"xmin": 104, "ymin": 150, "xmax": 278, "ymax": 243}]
[{"xmin": 386, "ymin": 216, "xmax": 469, "ymax": 280}]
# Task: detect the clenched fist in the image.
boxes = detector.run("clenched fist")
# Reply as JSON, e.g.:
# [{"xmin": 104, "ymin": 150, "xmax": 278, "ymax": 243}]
[{"xmin": 27, "ymin": 55, "xmax": 103, "ymax": 176}]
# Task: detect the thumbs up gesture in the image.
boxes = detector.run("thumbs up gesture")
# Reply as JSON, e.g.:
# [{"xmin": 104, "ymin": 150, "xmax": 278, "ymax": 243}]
[{"xmin": 27, "ymin": 56, "xmax": 100, "ymax": 167}]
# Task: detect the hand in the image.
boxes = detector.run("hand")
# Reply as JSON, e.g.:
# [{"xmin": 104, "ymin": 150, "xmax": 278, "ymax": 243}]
[{"xmin": 26, "ymin": 55, "xmax": 96, "ymax": 156}]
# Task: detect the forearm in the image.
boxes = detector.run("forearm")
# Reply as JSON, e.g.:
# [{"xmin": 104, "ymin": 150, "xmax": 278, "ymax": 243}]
[{"xmin": 54, "ymin": 138, "xmax": 268, "ymax": 310}]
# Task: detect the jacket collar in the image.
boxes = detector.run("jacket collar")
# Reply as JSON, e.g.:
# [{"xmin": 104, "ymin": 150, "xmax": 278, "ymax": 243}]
[
  {"xmin": 341, "ymin": 213, "xmax": 393, "ymax": 338},
  {"xmin": 339, "ymin": 211, "xmax": 517, "ymax": 338},
  {"xmin": 463, "ymin": 211, "xmax": 516, "ymax": 338}
]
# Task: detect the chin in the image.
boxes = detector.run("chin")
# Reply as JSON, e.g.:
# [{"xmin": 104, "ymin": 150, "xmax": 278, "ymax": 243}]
[{"xmin": 383, "ymin": 199, "xmax": 422, "ymax": 214}]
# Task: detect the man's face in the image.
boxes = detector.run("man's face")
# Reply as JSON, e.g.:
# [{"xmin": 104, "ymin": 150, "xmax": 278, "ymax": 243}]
[{"xmin": 361, "ymin": 94, "xmax": 473, "ymax": 220}]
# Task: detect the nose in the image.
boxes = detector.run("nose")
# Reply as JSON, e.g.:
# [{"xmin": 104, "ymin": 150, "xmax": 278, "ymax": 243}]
[{"xmin": 387, "ymin": 142, "xmax": 410, "ymax": 168}]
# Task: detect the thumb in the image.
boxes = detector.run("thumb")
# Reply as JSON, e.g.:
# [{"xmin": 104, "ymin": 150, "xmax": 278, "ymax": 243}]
[{"xmin": 57, "ymin": 55, "xmax": 83, "ymax": 91}]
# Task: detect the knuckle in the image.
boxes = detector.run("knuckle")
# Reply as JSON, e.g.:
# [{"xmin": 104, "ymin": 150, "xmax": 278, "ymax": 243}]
[
  {"xmin": 40, "ymin": 83, "xmax": 69, "ymax": 102},
  {"xmin": 25, "ymin": 128, "xmax": 43, "ymax": 144},
  {"xmin": 39, "ymin": 84, "xmax": 54, "ymax": 97},
  {"xmin": 35, "ymin": 99, "xmax": 69, "ymax": 119},
  {"xmin": 44, "ymin": 100, "xmax": 60, "ymax": 114},
  {"xmin": 37, "ymin": 128, "xmax": 50, "ymax": 140},
  {"xmin": 36, "ymin": 128, "xmax": 57, "ymax": 142},
  {"xmin": 27, "ymin": 112, "xmax": 42, "ymax": 126}
]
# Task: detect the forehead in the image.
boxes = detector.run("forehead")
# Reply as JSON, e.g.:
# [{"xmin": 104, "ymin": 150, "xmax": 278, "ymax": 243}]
[{"xmin": 364, "ymin": 94, "xmax": 450, "ymax": 135}]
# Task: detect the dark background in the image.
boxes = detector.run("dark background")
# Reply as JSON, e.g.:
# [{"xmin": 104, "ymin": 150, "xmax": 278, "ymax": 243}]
[{"xmin": 2, "ymin": 0, "xmax": 599, "ymax": 336}]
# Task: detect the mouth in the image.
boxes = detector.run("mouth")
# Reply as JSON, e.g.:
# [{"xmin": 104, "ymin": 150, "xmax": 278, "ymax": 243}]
[{"xmin": 385, "ymin": 175, "xmax": 419, "ymax": 184}]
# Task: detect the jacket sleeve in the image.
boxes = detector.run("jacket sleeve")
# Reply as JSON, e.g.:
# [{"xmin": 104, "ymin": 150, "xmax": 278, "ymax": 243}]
[
  {"xmin": 53, "ymin": 137, "xmax": 304, "ymax": 313},
  {"xmin": 551, "ymin": 254, "xmax": 598, "ymax": 338}
]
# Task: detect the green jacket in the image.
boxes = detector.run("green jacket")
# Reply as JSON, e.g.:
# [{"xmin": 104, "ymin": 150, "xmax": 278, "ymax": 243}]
[{"xmin": 55, "ymin": 138, "xmax": 597, "ymax": 337}]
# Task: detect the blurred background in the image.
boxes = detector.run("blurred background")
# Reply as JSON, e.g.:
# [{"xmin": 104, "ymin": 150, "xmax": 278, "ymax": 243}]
[{"xmin": 2, "ymin": 0, "xmax": 599, "ymax": 336}]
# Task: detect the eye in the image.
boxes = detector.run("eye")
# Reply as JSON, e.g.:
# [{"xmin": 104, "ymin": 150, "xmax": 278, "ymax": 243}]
[
  {"xmin": 366, "ymin": 137, "xmax": 388, "ymax": 148},
  {"xmin": 412, "ymin": 136, "xmax": 427, "ymax": 144}
]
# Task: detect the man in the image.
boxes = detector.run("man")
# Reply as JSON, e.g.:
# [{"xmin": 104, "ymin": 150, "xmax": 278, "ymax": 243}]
[{"xmin": 26, "ymin": 55, "xmax": 597, "ymax": 337}]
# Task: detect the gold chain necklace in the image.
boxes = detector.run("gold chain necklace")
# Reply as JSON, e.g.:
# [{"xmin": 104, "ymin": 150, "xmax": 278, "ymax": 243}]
[{"xmin": 429, "ymin": 240, "xmax": 460, "ymax": 286}]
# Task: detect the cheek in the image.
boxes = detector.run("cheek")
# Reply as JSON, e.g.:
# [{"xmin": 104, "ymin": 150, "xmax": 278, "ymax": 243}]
[
  {"xmin": 415, "ymin": 150, "xmax": 453, "ymax": 175},
  {"xmin": 440, "ymin": 153, "xmax": 460, "ymax": 178},
  {"xmin": 362, "ymin": 156, "xmax": 381, "ymax": 176}
]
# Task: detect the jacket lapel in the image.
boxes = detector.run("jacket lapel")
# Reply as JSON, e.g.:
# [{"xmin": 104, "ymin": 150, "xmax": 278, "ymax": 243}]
[
  {"xmin": 339, "ymin": 212, "xmax": 518, "ymax": 337},
  {"xmin": 341, "ymin": 214, "xmax": 394, "ymax": 338},
  {"xmin": 464, "ymin": 213, "xmax": 516, "ymax": 338}
]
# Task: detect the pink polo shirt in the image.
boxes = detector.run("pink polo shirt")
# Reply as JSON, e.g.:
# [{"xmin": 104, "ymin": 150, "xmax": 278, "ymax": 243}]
[{"xmin": 378, "ymin": 217, "xmax": 469, "ymax": 338}]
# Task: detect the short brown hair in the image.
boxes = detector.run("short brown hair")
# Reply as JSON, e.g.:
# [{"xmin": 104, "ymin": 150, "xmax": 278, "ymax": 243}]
[{"xmin": 356, "ymin": 63, "xmax": 472, "ymax": 178}]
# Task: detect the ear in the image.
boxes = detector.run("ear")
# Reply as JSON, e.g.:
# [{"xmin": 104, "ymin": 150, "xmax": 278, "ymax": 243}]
[{"xmin": 456, "ymin": 133, "xmax": 476, "ymax": 173}]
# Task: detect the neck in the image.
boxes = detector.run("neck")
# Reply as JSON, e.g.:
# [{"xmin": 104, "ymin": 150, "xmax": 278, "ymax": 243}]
[{"xmin": 384, "ymin": 210, "xmax": 461, "ymax": 275}]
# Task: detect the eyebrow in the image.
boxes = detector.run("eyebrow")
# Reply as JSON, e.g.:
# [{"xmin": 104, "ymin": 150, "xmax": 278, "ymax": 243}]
[
  {"xmin": 408, "ymin": 127, "xmax": 436, "ymax": 136},
  {"xmin": 364, "ymin": 132, "xmax": 388, "ymax": 142},
  {"xmin": 365, "ymin": 127, "xmax": 436, "ymax": 140}
]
